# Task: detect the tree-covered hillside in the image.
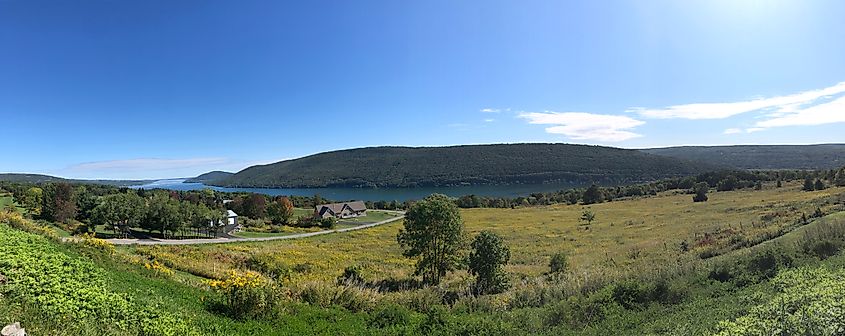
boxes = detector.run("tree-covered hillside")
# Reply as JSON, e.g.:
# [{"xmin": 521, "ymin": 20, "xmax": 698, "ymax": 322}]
[
  {"xmin": 215, "ymin": 144, "xmax": 713, "ymax": 188},
  {"xmin": 0, "ymin": 173, "xmax": 150, "ymax": 186},
  {"xmin": 643, "ymin": 144, "xmax": 845, "ymax": 170},
  {"xmin": 184, "ymin": 171, "xmax": 234, "ymax": 183}
]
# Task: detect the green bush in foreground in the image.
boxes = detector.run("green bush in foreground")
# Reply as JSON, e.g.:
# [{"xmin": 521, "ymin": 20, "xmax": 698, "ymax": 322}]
[
  {"xmin": 0, "ymin": 221, "xmax": 196, "ymax": 335},
  {"xmin": 716, "ymin": 266, "xmax": 845, "ymax": 335}
]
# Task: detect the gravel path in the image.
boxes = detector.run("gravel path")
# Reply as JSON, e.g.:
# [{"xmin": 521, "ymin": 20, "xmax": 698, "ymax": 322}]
[{"xmin": 99, "ymin": 212, "xmax": 404, "ymax": 246}]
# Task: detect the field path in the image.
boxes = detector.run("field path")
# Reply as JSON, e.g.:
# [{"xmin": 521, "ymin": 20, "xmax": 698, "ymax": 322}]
[{"xmin": 98, "ymin": 211, "xmax": 404, "ymax": 246}]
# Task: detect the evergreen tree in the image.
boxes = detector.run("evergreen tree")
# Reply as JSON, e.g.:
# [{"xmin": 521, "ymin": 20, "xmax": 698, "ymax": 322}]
[
  {"xmin": 582, "ymin": 184, "xmax": 603, "ymax": 205},
  {"xmin": 834, "ymin": 168, "xmax": 845, "ymax": 187},
  {"xmin": 814, "ymin": 179, "xmax": 825, "ymax": 191},
  {"xmin": 692, "ymin": 182, "xmax": 709, "ymax": 202},
  {"xmin": 548, "ymin": 252, "xmax": 569, "ymax": 274},
  {"xmin": 580, "ymin": 210, "xmax": 596, "ymax": 226},
  {"xmin": 803, "ymin": 177, "xmax": 815, "ymax": 191}
]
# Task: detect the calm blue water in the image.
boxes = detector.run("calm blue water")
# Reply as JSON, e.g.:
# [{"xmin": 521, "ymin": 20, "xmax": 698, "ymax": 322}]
[{"xmin": 131, "ymin": 179, "xmax": 587, "ymax": 202}]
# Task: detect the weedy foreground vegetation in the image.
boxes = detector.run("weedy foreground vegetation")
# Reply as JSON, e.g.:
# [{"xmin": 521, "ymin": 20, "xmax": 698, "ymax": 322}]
[{"xmin": 2, "ymin": 182, "xmax": 845, "ymax": 335}]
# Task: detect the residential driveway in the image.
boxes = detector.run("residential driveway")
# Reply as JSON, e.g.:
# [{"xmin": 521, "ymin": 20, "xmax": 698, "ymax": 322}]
[{"xmin": 100, "ymin": 211, "xmax": 405, "ymax": 246}]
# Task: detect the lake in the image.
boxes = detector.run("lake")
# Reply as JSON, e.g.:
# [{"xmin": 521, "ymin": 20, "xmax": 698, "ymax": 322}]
[{"xmin": 131, "ymin": 179, "xmax": 588, "ymax": 201}]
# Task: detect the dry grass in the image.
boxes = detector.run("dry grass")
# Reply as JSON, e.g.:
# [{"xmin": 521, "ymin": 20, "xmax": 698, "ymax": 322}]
[{"xmin": 125, "ymin": 182, "xmax": 845, "ymax": 286}]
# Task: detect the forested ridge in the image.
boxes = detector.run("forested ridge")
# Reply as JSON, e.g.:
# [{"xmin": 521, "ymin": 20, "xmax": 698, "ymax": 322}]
[
  {"xmin": 0, "ymin": 173, "xmax": 150, "ymax": 186},
  {"xmin": 184, "ymin": 171, "xmax": 233, "ymax": 183},
  {"xmin": 214, "ymin": 144, "xmax": 714, "ymax": 188},
  {"xmin": 643, "ymin": 144, "xmax": 845, "ymax": 170}
]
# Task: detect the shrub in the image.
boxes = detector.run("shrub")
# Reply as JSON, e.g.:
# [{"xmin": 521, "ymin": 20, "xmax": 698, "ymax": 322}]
[
  {"xmin": 610, "ymin": 280, "xmax": 652, "ymax": 310},
  {"xmin": 545, "ymin": 291, "xmax": 613, "ymax": 329},
  {"xmin": 294, "ymin": 281, "xmax": 379, "ymax": 312},
  {"xmin": 368, "ymin": 303, "xmax": 412, "ymax": 329},
  {"xmin": 806, "ymin": 240, "xmax": 840, "ymax": 259},
  {"xmin": 548, "ymin": 252, "xmax": 569, "ymax": 274},
  {"xmin": 455, "ymin": 316, "xmax": 519, "ymax": 336},
  {"xmin": 337, "ymin": 265, "xmax": 366, "ymax": 286},
  {"xmin": 747, "ymin": 249, "xmax": 790, "ymax": 279},
  {"xmin": 245, "ymin": 253, "xmax": 292, "ymax": 281},
  {"xmin": 709, "ymin": 265, "xmax": 733, "ymax": 282},
  {"xmin": 716, "ymin": 266, "xmax": 845, "ymax": 335},
  {"xmin": 207, "ymin": 270, "xmax": 274, "ymax": 319},
  {"xmin": 143, "ymin": 260, "xmax": 175, "ymax": 277},
  {"xmin": 319, "ymin": 217, "xmax": 337, "ymax": 229},
  {"xmin": 73, "ymin": 232, "xmax": 116, "ymax": 255},
  {"xmin": 0, "ymin": 211, "xmax": 59, "ymax": 241},
  {"xmin": 418, "ymin": 305, "xmax": 452, "ymax": 335}
]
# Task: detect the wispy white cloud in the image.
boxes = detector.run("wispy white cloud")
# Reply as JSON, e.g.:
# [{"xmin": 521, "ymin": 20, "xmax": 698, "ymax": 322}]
[
  {"xmin": 54, "ymin": 157, "xmax": 284, "ymax": 180},
  {"xmin": 483, "ymin": 119, "xmax": 495, "ymax": 122},
  {"xmin": 754, "ymin": 95, "xmax": 845, "ymax": 129},
  {"xmin": 68, "ymin": 158, "xmax": 228, "ymax": 172},
  {"xmin": 723, "ymin": 128, "xmax": 742, "ymax": 134},
  {"xmin": 480, "ymin": 108, "xmax": 500, "ymax": 113},
  {"xmin": 629, "ymin": 82, "xmax": 845, "ymax": 120},
  {"xmin": 518, "ymin": 111, "xmax": 645, "ymax": 142},
  {"xmin": 745, "ymin": 127, "xmax": 766, "ymax": 133}
]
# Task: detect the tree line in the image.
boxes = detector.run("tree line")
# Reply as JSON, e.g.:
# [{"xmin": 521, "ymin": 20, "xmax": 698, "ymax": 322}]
[{"xmin": 449, "ymin": 168, "xmax": 845, "ymax": 208}]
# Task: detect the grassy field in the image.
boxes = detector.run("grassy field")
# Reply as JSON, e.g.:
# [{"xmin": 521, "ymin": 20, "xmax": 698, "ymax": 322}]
[
  {"xmin": 127, "ymin": 182, "xmax": 845, "ymax": 283},
  {"xmin": 5, "ymin": 183, "xmax": 845, "ymax": 335},
  {"xmin": 338, "ymin": 210, "xmax": 400, "ymax": 224},
  {"xmin": 293, "ymin": 207, "xmax": 314, "ymax": 217},
  {"xmin": 0, "ymin": 193, "xmax": 23, "ymax": 213}
]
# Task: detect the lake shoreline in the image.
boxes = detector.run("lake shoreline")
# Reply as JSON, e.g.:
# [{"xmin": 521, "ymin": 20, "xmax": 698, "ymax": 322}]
[{"xmin": 131, "ymin": 179, "xmax": 592, "ymax": 202}]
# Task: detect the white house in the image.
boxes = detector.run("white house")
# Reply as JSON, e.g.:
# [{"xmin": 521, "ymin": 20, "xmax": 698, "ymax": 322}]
[{"xmin": 227, "ymin": 210, "xmax": 238, "ymax": 226}]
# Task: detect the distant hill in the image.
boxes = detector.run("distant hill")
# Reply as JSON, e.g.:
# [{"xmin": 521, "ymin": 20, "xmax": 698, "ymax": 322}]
[
  {"xmin": 184, "ymin": 171, "xmax": 234, "ymax": 184},
  {"xmin": 0, "ymin": 173, "xmax": 66, "ymax": 184},
  {"xmin": 214, "ymin": 144, "xmax": 713, "ymax": 188},
  {"xmin": 642, "ymin": 144, "xmax": 845, "ymax": 170},
  {"xmin": 0, "ymin": 173, "xmax": 152, "ymax": 186}
]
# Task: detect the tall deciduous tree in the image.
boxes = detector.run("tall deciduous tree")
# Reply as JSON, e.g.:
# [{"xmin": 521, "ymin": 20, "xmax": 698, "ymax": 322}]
[
  {"xmin": 75, "ymin": 186, "xmax": 98, "ymax": 221},
  {"xmin": 142, "ymin": 192, "xmax": 183, "ymax": 238},
  {"xmin": 267, "ymin": 197, "xmax": 294, "ymax": 224},
  {"xmin": 468, "ymin": 231, "xmax": 510, "ymax": 295},
  {"xmin": 43, "ymin": 182, "xmax": 77, "ymax": 223},
  {"xmin": 397, "ymin": 194, "xmax": 466, "ymax": 285},
  {"xmin": 91, "ymin": 192, "xmax": 144, "ymax": 233},
  {"xmin": 240, "ymin": 194, "xmax": 267, "ymax": 219},
  {"xmin": 22, "ymin": 187, "xmax": 43, "ymax": 217}
]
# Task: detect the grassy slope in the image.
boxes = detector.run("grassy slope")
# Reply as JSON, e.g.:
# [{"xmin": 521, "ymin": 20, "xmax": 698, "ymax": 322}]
[
  {"xmin": 4, "ymin": 185, "xmax": 845, "ymax": 335},
  {"xmin": 135, "ymin": 182, "xmax": 845, "ymax": 282}
]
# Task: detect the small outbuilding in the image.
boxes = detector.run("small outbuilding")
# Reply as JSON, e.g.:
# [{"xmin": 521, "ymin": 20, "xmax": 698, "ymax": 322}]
[
  {"xmin": 315, "ymin": 201, "xmax": 367, "ymax": 219},
  {"xmin": 227, "ymin": 210, "xmax": 238, "ymax": 226}
]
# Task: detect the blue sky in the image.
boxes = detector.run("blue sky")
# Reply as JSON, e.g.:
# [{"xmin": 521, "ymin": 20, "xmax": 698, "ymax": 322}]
[{"xmin": 2, "ymin": 0, "xmax": 844, "ymax": 179}]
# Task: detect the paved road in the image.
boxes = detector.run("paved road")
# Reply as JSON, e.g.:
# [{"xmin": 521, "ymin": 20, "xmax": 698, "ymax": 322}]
[{"xmin": 100, "ymin": 212, "xmax": 405, "ymax": 246}]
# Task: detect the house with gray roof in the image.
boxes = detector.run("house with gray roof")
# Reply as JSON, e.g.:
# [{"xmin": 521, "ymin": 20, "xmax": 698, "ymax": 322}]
[{"xmin": 316, "ymin": 201, "xmax": 367, "ymax": 219}]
